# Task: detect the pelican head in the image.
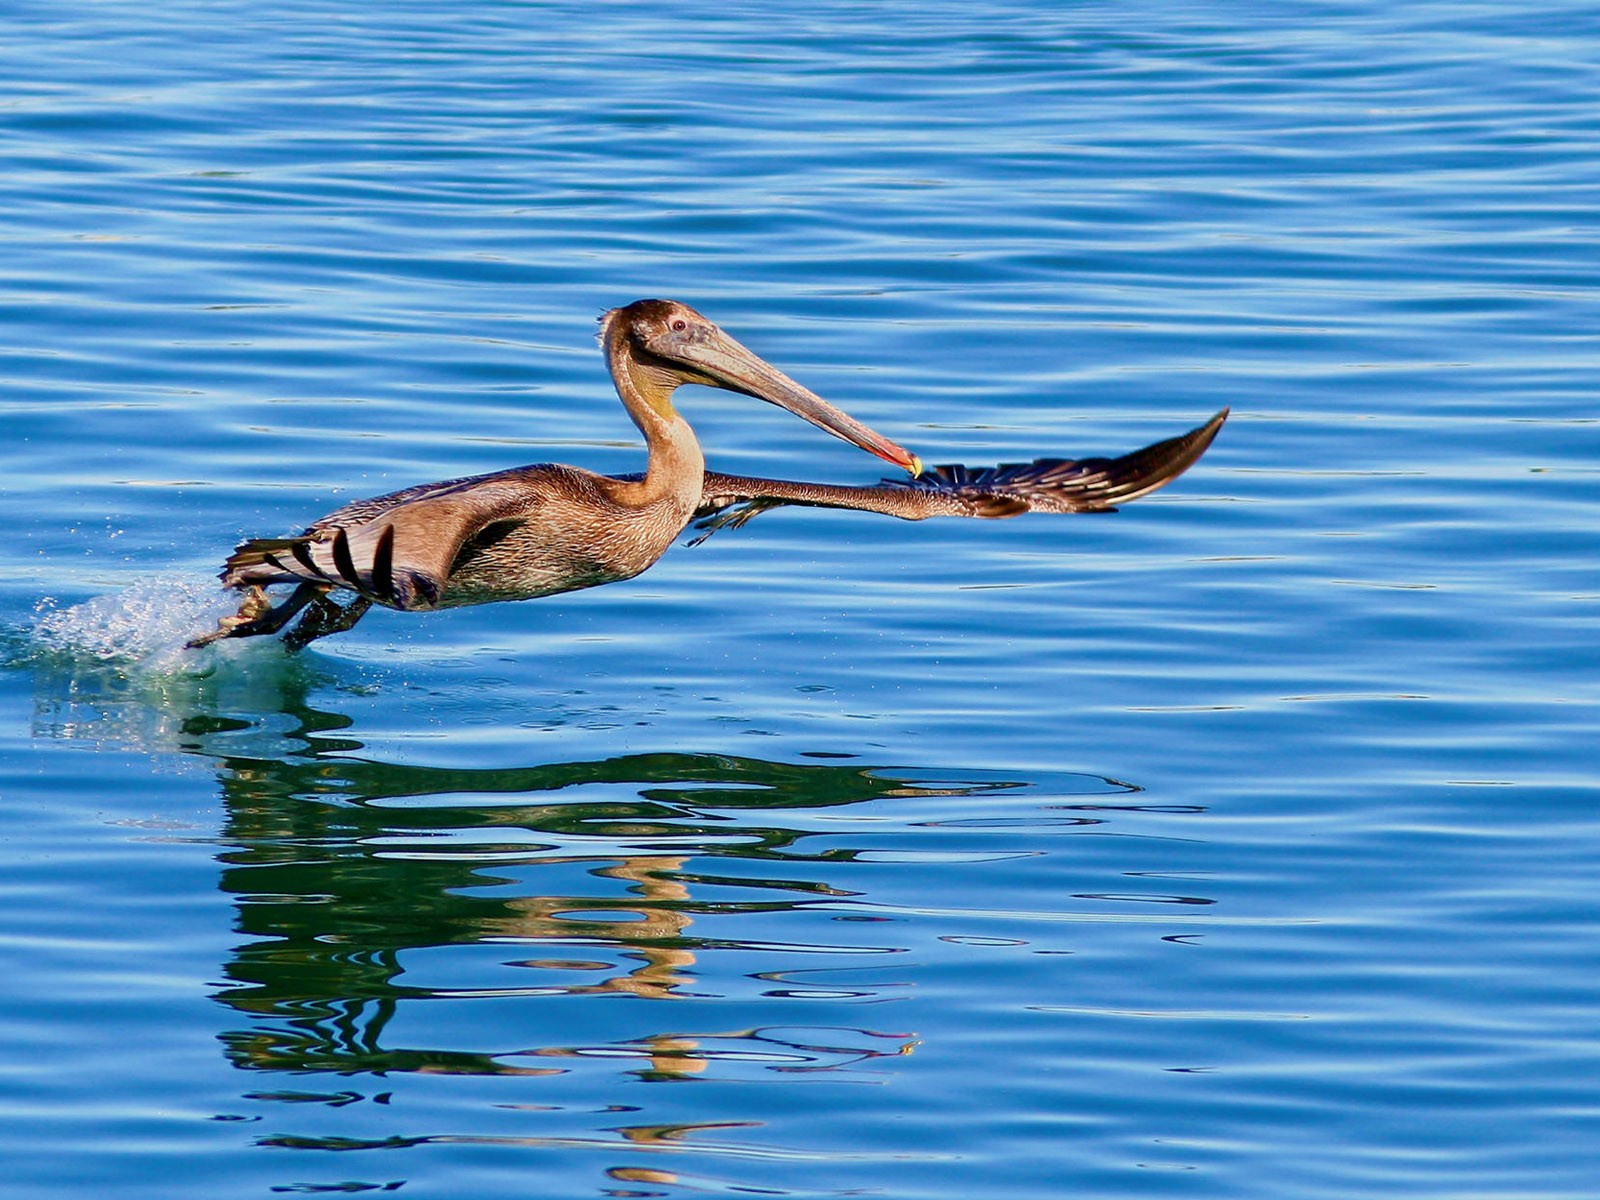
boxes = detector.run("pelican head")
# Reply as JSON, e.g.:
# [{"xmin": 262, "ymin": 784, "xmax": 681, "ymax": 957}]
[{"xmin": 600, "ymin": 299, "xmax": 922, "ymax": 475}]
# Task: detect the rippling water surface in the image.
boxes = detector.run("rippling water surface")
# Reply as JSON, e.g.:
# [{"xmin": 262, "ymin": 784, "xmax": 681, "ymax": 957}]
[{"xmin": 4, "ymin": 2, "xmax": 1599, "ymax": 1197}]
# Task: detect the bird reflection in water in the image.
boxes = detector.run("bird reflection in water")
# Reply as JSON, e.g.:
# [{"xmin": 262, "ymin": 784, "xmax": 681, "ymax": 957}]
[
  {"xmin": 182, "ymin": 693, "xmax": 1080, "ymax": 1085},
  {"xmin": 26, "ymin": 662, "xmax": 1151, "ymax": 1096},
  {"xmin": 26, "ymin": 654, "xmax": 1198, "ymax": 1185}
]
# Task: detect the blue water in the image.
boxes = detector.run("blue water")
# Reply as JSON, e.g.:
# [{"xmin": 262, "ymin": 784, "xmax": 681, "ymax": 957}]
[{"xmin": 4, "ymin": 2, "xmax": 1599, "ymax": 1196}]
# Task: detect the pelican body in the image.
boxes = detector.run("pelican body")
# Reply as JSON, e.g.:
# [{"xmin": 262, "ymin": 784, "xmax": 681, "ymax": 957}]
[{"xmin": 189, "ymin": 299, "xmax": 1226, "ymax": 651}]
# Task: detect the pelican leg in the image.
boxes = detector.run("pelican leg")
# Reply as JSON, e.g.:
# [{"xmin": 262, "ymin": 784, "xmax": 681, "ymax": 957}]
[
  {"xmin": 687, "ymin": 497, "xmax": 790, "ymax": 546},
  {"xmin": 186, "ymin": 583, "xmax": 325, "ymax": 649},
  {"xmin": 282, "ymin": 593, "xmax": 374, "ymax": 653}
]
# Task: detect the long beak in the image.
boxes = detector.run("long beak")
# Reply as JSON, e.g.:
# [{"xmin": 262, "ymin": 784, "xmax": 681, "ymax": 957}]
[{"xmin": 684, "ymin": 328, "xmax": 923, "ymax": 476}]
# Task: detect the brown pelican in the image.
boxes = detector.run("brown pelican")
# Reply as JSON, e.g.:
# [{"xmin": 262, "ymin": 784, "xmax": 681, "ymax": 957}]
[{"xmin": 188, "ymin": 299, "xmax": 1227, "ymax": 652}]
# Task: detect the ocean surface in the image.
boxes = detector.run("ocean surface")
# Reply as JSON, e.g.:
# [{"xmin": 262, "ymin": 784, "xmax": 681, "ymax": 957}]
[{"xmin": 3, "ymin": 2, "xmax": 1598, "ymax": 1197}]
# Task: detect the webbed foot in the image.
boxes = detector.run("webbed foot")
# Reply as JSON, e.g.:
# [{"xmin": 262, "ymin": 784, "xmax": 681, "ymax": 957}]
[{"xmin": 186, "ymin": 583, "xmax": 325, "ymax": 649}]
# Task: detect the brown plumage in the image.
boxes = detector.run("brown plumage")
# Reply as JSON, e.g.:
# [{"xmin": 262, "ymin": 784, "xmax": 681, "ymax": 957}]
[{"xmin": 187, "ymin": 300, "xmax": 1227, "ymax": 652}]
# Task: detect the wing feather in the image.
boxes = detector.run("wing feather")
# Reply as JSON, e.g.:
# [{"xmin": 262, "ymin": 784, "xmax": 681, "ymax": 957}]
[
  {"xmin": 219, "ymin": 472, "xmax": 551, "ymax": 609},
  {"xmin": 693, "ymin": 409, "xmax": 1227, "ymax": 540}
]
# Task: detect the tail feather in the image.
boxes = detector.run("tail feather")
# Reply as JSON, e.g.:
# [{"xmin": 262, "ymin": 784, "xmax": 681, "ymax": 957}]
[{"xmin": 220, "ymin": 535, "xmax": 327, "ymax": 590}]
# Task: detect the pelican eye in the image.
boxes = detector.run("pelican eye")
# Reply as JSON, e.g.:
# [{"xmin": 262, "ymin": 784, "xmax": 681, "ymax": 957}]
[{"xmin": 670, "ymin": 318, "xmax": 689, "ymax": 332}]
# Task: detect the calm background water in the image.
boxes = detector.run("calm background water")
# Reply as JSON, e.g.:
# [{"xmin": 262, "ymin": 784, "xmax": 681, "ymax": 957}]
[{"xmin": 3, "ymin": 2, "xmax": 1598, "ymax": 1197}]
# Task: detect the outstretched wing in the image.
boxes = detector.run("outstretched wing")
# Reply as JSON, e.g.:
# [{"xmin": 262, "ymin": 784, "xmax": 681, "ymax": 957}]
[
  {"xmin": 692, "ymin": 408, "xmax": 1227, "ymax": 541},
  {"xmin": 219, "ymin": 470, "xmax": 555, "ymax": 610}
]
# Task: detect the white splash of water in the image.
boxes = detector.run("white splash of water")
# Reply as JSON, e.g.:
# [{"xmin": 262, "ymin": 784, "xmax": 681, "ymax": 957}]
[
  {"xmin": 22, "ymin": 575, "xmax": 321, "ymax": 755},
  {"xmin": 32, "ymin": 574, "xmax": 248, "ymax": 673}
]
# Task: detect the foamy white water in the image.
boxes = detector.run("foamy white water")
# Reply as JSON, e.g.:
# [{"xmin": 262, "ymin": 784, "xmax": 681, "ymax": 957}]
[
  {"xmin": 24, "ymin": 577, "xmax": 317, "ymax": 756},
  {"xmin": 32, "ymin": 576, "xmax": 246, "ymax": 671}
]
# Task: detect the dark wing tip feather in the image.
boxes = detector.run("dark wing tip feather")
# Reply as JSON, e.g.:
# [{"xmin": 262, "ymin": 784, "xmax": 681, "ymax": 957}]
[
  {"xmin": 409, "ymin": 572, "xmax": 441, "ymax": 608},
  {"xmin": 330, "ymin": 526, "xmax": 359, "ymax": 587},
  {"xmin": 909, "ymin": 408, "xmax": 1227, "ymax": 515},
  {"xmin": 370, "ymin": 524, "xmax": 396, "ymax": 605},
  {"xmin": 1077, "ymin": 405, "xmax": 1228, "ymax": 507},
  {"xmin": 389, "ymin": 568, "xmax": 440, "ymax": 610}
]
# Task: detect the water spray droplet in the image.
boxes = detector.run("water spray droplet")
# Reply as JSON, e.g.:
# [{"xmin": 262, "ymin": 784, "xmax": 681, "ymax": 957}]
[{"xmin": 33, "ymin": 575, "xmax": 242, "ymax": 672}]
